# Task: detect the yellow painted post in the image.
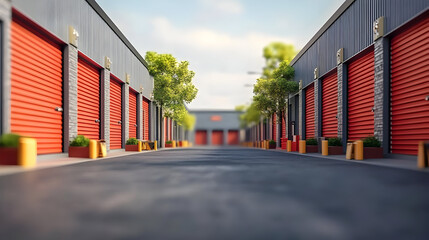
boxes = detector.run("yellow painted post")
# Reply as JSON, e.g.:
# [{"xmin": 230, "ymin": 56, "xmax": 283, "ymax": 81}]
[
  {"xmin": 287, "ymin": 140, "xmax": 292, "ymax": 152},
  {"xmin": 99, "ymin": 140, "xmax": 107, "ymax": 157},
  {"xmin": 172, "ymin": 140, "xmax": 176, "ymax": 148},
  {"xmin": 417, "ymin": 141, "xmax": 427, "ymax": 168},
  {"xmin": 346, "ymin": 142, "xmax": 354, "ymax": 160},
  {"xmin": 18, "ymin": 137, "xmax": 37, "ymax": 168},
  {"xmin": 89, "ymin": 140, "xmax": 98, "ymax": 159},
  {"xmin": 265, "ymin": 140, "xmax": 269, "ymax": 149},
  {"xmin": 138, "ymin": 141, "xmax": 142, "ymax": 152},
  {"xmin": 299, "ymin": 140, "xmax": 306, "ymax": 154},
  {"xmin": 354, "ymin": 140, "xmax": 363, "ymax": 160},
  {"xmin": 154, "ymin": 140, "xmax": 158, "ymax": 150},
  {"xmin": 322, "ymin": 140, "xmax": 328, "ymax": 156}
]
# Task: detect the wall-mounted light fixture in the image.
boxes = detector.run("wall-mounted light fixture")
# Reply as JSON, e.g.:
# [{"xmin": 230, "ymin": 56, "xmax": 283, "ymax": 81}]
[
  {"xmin": 125, "ymin": 74, "xmax": 130, "ymax": 84},
  {"xmin": 336, "ymin": 48, "xmax": 344, "ymax": 65},
  {"xmin": 314, "ymin": 68, "xmax": 319, "ymax": 80},
  {"xmin": 68, "ymin": 26, "xmax": 79, "ymax": 47},
  {"xmin": 373, "ymin": 16, "xmax": 385, "ymax": 41},
  {"xmin": 105, "ymin": 56, "xmax": 112, "ymax": 70}
]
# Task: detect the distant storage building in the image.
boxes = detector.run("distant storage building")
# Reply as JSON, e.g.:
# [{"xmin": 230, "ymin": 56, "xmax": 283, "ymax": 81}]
[
  {"xmin": 249, "ymin": 0, "xmax": 429, "ymax": 158},
  {"xmin": 190, "ymin": 110, "xmax": 242, "ymax": 146}
]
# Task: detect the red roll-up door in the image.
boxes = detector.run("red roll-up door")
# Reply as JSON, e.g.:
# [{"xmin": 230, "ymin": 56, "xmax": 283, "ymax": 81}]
[
  {"xmin": 272, "ymin": 114, "xmax": 277, "ymax": 140},
  {"xmin": 390, "ymin": 16, "xmax": 429, "ymax": 155},
  {"xmin": 305, "ymin": 83, "xmax": 315, "ymax": 138},
  {"xmin": 322, "ymin": 72, "xmax": 338, "ymax": 138},
  {"xmin": 10, "ymin": 21, "xmax": 63, "ymax": 154},
  {"xmin": 347, "ymin": 50, "xmax": 374, "ymax": 140},
  {"xmin": 110, "ymin": 77, "xmax": 122, "ymax": 149},
  {"xmin": 212, "ymin": 130, "xmax": 224, "ymax": 145},
  {"xmin": 129, "ymin": 90, "xmax": 138, "ymax": 139},
  {"xmin": 228, "ymin": 130, "xmax": 239, "ymax": 145},
  {"xmin": 77, "ymin": 57, "xmax": 100, "ymax": 140},
  {"xmin": 170, "ymin": 119, "xmax": 173, "ymax": 140},
  {"xmin": 195, "ymin": 130, "xmax": 207, "ymax": 145},
  {"xmin": 143, "ymin": 98, "xmax": 150, "ymax": 140},
  {"xmin": 164, "ymin": 118, "xmax": 167, "ymax": 142},
  {"xmin": 282, "ymin": 112, "xmax": 286, "ymax": 138}
]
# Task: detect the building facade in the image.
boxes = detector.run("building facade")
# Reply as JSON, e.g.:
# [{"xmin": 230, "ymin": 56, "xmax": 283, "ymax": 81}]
[
  {"xmin": 0, "ymin": 0, "xmax": 182, "ymax": 154},
  {"xmin": 249, "ymin": 0, "xmax": 429, "ymax": 157},
  {"xmin": 190, "ymin": 110, "xmax": 242, "ymax": 146}
]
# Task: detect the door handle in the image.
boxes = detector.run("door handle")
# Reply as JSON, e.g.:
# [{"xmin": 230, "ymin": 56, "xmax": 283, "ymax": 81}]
[
  {"xmin": 95, "ymin": 119, "xmax": 100, "ymax": 123},
  {"xmin": 55, "ymin": 107, "xmax": 63, "ymax": 112},
  {"xmin": 118, "ymin": 121, "xmax": 122, "ymax": 124}
]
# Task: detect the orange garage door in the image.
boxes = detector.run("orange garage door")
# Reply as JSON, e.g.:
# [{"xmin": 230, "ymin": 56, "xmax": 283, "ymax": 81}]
[
  {"xmin": 142, "ymin": 98, "xmax": 150, "ymax": 140},
  {"xmin": 322, "ymin": 72, "xmax": 338, "ymax": 138},
  {"xmin": 110, "ymin": 76, "xmax": 122, "ymax": 149},
  {"xmin": 10, "ymin": 20, "xmax": 63, "ymax": 154},
  {"xmin": 195, "ymin": 130, "xmax": 207, "ymax": 145},
  {"xmin": 390, "ymin": 16, "xmax": 429, "ymax": 155},
  {"xmin": 129, "ymin": 90, "xmax": 138, "ymax": 139},
  {"xmin": 212, "ymin": 130, "xmax": 224, "ymax": 145},
  {"xmin": 347, "ymin": 50, "xmax": 374, "ymax": 140},
  {"xmin": 228, "ymin": 130, "xmax": 239, "ymax": 145},
  {"xmin": 78, "ymin": 57, "xmax": 100, "ymax": 140},
  {"xmin": 305, "ymin": 83, "xmax": 315, "ymax": 139}
]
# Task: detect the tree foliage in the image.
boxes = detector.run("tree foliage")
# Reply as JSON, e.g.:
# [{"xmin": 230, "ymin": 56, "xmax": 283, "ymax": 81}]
[
  {"xmin": 236, "ymin": 102, "xmax": 261, "ymax": 128},
  {"xmin": 253, "ymin": 60, "xmax": 298, "ymax": 119},
  {"xmin": 145, "ymin": 51, "xmax": 198, "ymax": 129},
  {"xmin": 262, "ymin": 42, "xmax": 297, "ymax": 79}
]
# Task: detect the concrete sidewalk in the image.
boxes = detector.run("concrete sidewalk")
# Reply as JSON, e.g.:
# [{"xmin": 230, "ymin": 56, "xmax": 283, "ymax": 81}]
[{"xmin": 269, "ymin": 148, "xmax": 428, "ymax": 172}]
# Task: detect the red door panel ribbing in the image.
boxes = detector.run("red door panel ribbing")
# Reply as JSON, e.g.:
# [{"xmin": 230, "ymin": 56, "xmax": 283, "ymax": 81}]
[
  {"xmin": 228, "ymin": 130, "xmax": 239, "ymax": 145},
  {"xmin": 10, "ymin": 21, "xmax": 63, "ymax": 154},
  {"xmin": 272, "ymin": 114, "xmax": 277, "ymax": 140},
  {"xmin": 164, "ymin": 118, "xmax": 167, "ymax": 142},
  {"xmin": 347, "ymin": 50, "xmax": 374, "ymax": 140},
  {"xmin": 390, "ymin": 16, "xmax": 429, "ymax": 155},
  {"xmin": 322, "ymin": 72, "xmax": 338, "ymax": 138},
  {"xmin": 195, "ymin": 130, "xmax": 207, "ymax": 145},
  {"xmin": 78, "ymin": 58, "xmax": 100, "ymax": 140},
  {"xmin": 282, "ymin": 112, "xmax": 286, "ymax": 138},
  {"xmin": 212, "ymin": 130, "xmax": 224, "ymax": 145},
  {"xmin": 110, "ymin": 78, "xmax": 122, "ymax": 149},
  {"xmin": 143, "ymin": 98, "xmax": 150, "ymax": 140},
  {"xmin": 305, "ymin": 83, "xmax": 315, "ymax": 138},
  {"xmin": 129, "ymin": 90, "xmax": 137, "ymax": 139}
]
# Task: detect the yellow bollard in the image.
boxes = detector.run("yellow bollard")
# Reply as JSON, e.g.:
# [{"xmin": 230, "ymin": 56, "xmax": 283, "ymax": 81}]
[
  {"xmin": 299, "ymin": 140, "xmax": 306, "ymax": 154},
  {"xmin": 89, "ymin": 140, "xmax": 98, "ymax": 159},
  {"xmin": 417, "ymin": 141, "xmax": 428, "ymax": 168},
  {"xmin": 322, "ymin": 140, "xmax": 328, "ymax": 156},
  {"xmin": 138, "ymin": 141, "xmax": 142, "ymax": 152},
  {"xmin": 154, "ymin": 140, "xmax": 158, "ymax": 150},
  {"xmin": 172, "ymin": 140, "xmax": 176, "ymax": 148},
  {"xmin": 287, "ymin": 140, "xmax": 292, "ymax": 152},
  {"xmin": 99, "ymin": 140, "xmax": 107, "ymax": 157},
  {"xmin": 354, "ymin": 140, "xmax": 363, "ymax": 160},
  {"xmin": 18, "ymin": 137, "xmax": 37, "ymax": 168},
  {"xmin": 265, "ymin": 140, "xmax": 269, "ymax": 150},
  {"xmin": 346, "ymin": 142, "xmax": 354, "ymax": 160}
]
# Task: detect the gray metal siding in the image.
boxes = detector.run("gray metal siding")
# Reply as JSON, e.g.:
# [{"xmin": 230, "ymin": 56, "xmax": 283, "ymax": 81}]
[
  {"xmin": 191, "ymin": 111, "xmax": 241, "ymax": 131},
  {"xmin": 11, "ymin": 0, "xmax": 153, "ymax": 99},
  {"xmin": 293, "ymin": 0, "xmax": 429, "ymax": 86}
]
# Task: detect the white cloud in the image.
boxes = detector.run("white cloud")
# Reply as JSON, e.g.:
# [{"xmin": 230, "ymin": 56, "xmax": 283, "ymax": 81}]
[{"xmin": 200, "ymin": 0, "xmax": 243, "ymax": 15}]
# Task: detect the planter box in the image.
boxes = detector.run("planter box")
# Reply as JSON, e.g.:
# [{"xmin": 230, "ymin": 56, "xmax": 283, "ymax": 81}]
[
  {"xmin": 69, "ymin": 146, "xmax": 89, "ymax": 158},
  {"xmin": 328, "ymin": 146, "xmax": 343, "ymax": 155},
  {"xmin": 269, "ymin": 144, "xmax": 276, "ymax": 149},
  {"xmin": 364, "ymin": 147, "xmax": 383, "ymax": 159},
  {"xmin": 125, "ymin": 144, "xmax": 139, "ymax": 151},
  {"xmin": 306, "ymin": 145, "xmax": 318, "ymax": 153},
  {"xmin": 165, "ymin": 143, "xmax": 173, "ymax": 148},
  {"xmin": 0, "ymin": 147, "xmax": 18, "ymax": 165}
]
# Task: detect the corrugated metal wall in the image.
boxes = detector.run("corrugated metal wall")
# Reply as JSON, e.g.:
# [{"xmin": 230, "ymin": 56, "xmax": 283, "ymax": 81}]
[
  {"xmin": 293, "ymin": 0, "xmax": 429, "ymax": 86},
  {"xmin": 11, "ymin": 0, "xmax": 153, "ymax": 99}
]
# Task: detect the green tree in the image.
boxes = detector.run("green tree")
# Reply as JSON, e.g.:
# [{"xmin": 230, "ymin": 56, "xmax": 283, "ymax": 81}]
[
  {"xmin": 262, "ymin": 42, "xmax": 297, "ymax": 79},
  {"xmin": 253, "ymin": 61, "xmax": 298, "ymax": 142},
  {"xmin": 145, "ymin": 51, "xmax": 198, "ymax": 122},
  {"xmin": 236, "ymin": 103, "xmax": 261, "ymax": 128}
]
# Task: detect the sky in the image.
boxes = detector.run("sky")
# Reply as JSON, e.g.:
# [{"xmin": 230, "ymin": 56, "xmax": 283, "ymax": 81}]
[{"xmin": 96, "ymin": 0, "xmax": 345, "ymax": 110}]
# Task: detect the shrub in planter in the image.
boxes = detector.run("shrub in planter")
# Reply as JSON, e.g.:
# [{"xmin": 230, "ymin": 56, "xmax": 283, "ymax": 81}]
[
  {"xmin": 165, "ymin": 140, "xmax": 173, "ymax": 148},
  {"xmin": 328, "ymin": 137, "xmax": 343, "ymax": 155},
  {"xmin": 69, "ymin": 135, "xmax": 90, "ymax": 158},
  {"xmin": 268, "ymin": 140, "xmax": 276, "ymax": 149},
  {"xmin": 0, "ymin": 133, "xmax": 21, "ymax": 165},
  {"xmin": 306, "ymin": 138, "xmax": 318, "ymax": 153},
  {"xmin": 362, "ymin": 136, "xmax": 383, "ymax": 159},
  {"xmin": 125, "ymin": 138, "xmax": 139, "ymax": 151}
]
